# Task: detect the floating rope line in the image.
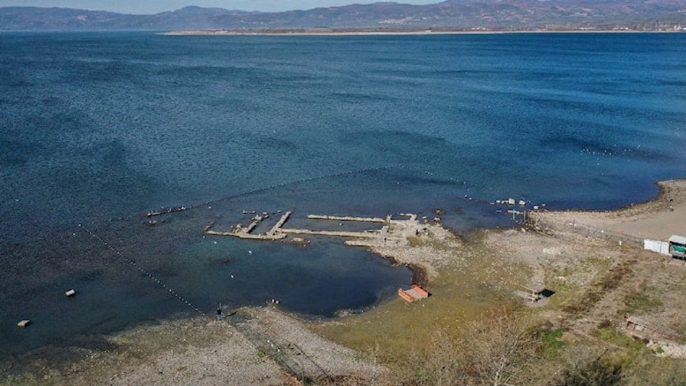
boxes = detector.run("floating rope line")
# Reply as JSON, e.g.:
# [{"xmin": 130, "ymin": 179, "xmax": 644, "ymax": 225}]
[
  {"xmin": 172, "ymin": 165, "xmax": 400, "ymax": 211},
  {"xmin": 81, "ymin": 225, "xmax": 207, "ymax": 317}
]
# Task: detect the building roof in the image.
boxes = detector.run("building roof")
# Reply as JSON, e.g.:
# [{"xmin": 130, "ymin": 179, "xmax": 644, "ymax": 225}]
[{"xmin": 668, "ymin": 235, "xmax": 686, "ymax": 245}]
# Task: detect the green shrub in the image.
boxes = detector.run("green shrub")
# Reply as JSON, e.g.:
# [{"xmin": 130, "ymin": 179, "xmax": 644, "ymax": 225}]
[
  {"xmin": 540, "ymin": 328, "xmax": 566, "ymax": 355},
  {"xmin": 594, "ymin": 326, "xmax": 644, "ymax": 353}
]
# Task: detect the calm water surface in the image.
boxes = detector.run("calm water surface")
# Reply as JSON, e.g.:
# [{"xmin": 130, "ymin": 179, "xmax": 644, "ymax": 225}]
[{"xmin": 1, "ymin": 32, "xmax": 685, "ymax": 355}]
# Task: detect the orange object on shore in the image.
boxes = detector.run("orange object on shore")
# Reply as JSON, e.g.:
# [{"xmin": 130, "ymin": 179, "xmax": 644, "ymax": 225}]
[{"xmin": 398, "ymin": 285, "xmax": 429, "ymax": 302}]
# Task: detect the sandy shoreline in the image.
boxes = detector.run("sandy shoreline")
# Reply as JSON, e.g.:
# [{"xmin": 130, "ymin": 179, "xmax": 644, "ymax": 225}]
[
  {"xmin": 530, "ymin": 179, "xmax": 686, "ymax": 241},
  {"xmin": 4, "ymin": 178, "xmax": 686, "ymax": 385}
]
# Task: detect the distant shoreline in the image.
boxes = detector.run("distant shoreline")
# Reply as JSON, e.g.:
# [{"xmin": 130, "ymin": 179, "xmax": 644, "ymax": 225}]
[{"xmin": 162, "ymin": 28, "xmax": 685, "ymax": 36}]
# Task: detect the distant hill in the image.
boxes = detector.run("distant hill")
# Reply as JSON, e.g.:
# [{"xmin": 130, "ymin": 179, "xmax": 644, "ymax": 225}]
[{"xmin": 1, "ymin": 1, "xmax": 685, "ymax": 31}]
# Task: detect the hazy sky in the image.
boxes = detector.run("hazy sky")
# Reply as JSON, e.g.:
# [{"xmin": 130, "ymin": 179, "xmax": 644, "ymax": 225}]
[{"xmin": 0, "ymin": 0, "xmax": 440, "ymax": 14}]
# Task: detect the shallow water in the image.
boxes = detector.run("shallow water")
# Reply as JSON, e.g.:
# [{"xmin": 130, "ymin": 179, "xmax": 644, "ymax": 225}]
[{"xmin": 1, "ymin": 32, "xmax": 685, "ymax": 356}]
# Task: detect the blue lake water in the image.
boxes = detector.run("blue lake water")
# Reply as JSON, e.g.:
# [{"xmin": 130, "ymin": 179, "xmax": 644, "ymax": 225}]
[{"xmin": 1, "ymin": 32, "xmax": 685, "ymax": 356}]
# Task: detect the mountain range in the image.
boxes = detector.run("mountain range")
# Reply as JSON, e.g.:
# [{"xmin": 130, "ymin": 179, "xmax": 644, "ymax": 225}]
[{"xmin": 1, "ymin": 0, "xmax": 685, "ymax": 31}]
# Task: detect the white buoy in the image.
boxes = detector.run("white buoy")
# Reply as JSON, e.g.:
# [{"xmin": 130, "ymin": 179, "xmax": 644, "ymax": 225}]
[{"xmin": 248, "ymin": 250, "xmax": 252, "ymax": 255}]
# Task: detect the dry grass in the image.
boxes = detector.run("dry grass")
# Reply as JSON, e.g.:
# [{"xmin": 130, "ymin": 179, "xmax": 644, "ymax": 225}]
[
  {"xmin": 309, "ymin": 243, "xmax": 528, "ymax": 366},
  {"xmin": 561, "ymin": 261, "xmax": 633, "ymax": 316}
]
